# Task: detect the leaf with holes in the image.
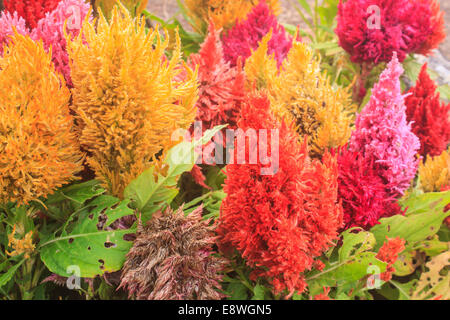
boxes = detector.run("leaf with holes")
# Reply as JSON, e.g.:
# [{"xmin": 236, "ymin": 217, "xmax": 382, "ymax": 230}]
[{"xmin": 40, "ymin": 195, "xmax": 136, "ymax": 278}]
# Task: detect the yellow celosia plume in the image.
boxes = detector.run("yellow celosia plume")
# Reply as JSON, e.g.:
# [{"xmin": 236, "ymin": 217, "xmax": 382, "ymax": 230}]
[
  {"xmin": 7, "ymin": 225, "xmax": 35, "ymax": 259},
  {"xmin": 67, "ymin": 6, "xmax": 198, "ymax": 198},
  {"xmin": 184, "ymin": 0, "xmax": 280, "ymax": 33},
  {"xmin": 245, "ymin": 33, "xmax": 356, "ymax": 156},
  {"xmin": 94, "ymin": 0, "xmax": 148, "ymax": 18},
  {"xmin": 0, "ymin": 34, "xmax": 84, "ymax": 205},
  {"xmin": 419, "ymin": 149, "xmax": 450, "ymax": 192}
]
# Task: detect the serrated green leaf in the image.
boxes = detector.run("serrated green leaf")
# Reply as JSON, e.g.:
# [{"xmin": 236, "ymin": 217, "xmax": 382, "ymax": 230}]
[{"xmin": 40, "ymin": 195, "xmax": 135, "ymax": 278}]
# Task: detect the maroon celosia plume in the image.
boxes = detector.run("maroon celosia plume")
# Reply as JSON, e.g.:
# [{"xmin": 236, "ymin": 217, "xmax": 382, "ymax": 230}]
[
  {"xmin": 4, "ymin": 0, "xmax": 62, "ymax": 29},
  {"xmin": 222, "ymin": 0, "xmax": 292, "ymax": 67},
  {"xmin": 217, "ymin": 91, "xmax": 343, "ymax": 297},
  {"xmin": 119, "ymin": 206, "xmax": 226, "ymax": 300},
  {"xmin": 405, "ymin": 63, "xmax": 450, "ymax": 157},
  {"xmin": 337, "ymin": 147, "xmax": 403, "ymax": 230},
  {"xmin": 335, "ymin": 0, "xmax": 445, "ymax": 64}
]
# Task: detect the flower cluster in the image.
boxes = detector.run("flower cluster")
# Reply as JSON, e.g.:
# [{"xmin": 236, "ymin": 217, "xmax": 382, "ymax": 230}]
[
  {"xmin": 376, "ymin": 237, "xmax": 406, "ymax": 282},
  {"xmin": 6, "ymin": 225, "xmax": 35, "ymax": 259},
  {"xmin": 222, "ymin": 1, "xmax": 292, "ymax": 67},
  {"xmin": 404, "ymin": 63, "xmax": 450, "ymax": 157},
  {"xmin": 218, "ymin": 92, "xmax": 343, "ymax": 296},
  {"xmin": 184, "ymin": 0, "xmax": 280, "ymax": 33},
  {"xmin": 418, "ymin": 149, "xmax": 449, "ymax": 193},
  {"xmin": 245, "ymin": 33, "xmax": 355, "ymax": 156},
  {"xmin": 4, "ymin": 0, "xmax": 61, "ymax": 29},
  {"xmin": 0, "ymin": 34, "xmax": 83, "ymax": 205},
  {"xmin": 67, "ymin": 7, "xmax": 198, "ymax": 198},
  {"xmin": 335, "ymin": 0, "xmax": 446, "ymax": 64},
  {"xmin": 349, "ymin": 53, "xmax": 420, "ymax": 197},
  {"xmin": 0, "ymin": 11, "xmax": 30, "ymax": 53},
  {"xmin": 31, "ymin": 0, "xmax": 91, "ymax": 86},
  {"xmin": 119, "ymin": 206, "xmax": 227, "ymax": 300}
]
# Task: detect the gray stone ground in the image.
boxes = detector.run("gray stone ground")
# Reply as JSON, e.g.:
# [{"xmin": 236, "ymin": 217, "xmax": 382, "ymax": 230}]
[{"xmin": 147, "ymin": 0, "xmax": 450, "ymax": 86}]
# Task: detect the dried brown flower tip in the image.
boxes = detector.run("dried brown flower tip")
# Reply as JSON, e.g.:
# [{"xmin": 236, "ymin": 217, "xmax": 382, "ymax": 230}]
[{"xmin": 119, "ymin": 206, "xmax": 227, "ymax": 300}]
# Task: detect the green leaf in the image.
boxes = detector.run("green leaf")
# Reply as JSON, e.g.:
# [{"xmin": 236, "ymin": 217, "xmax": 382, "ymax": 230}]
[
  {"xmin": 251, "ymin": 285, "xmax": 266, "ymax": 300},
  {"xmin": 371, "ymin": 195, "xmax": 450, "ymax": 251},
  {"xmin": 339, "ymin": 229, "xmax": 376, "ymax": 262},
  {"xmin": 40, "ymin": 195, "xmax": 136, "ymax": 278},
  {"xmin": 226, "ymin": 282, "xmax": 249, "ymax": 300},
  {"xmin": 44, "ymin": 180, "xmax": 105, "ymax": 206},
  {"xmin": 400, "ymin": 191, "xmax": 450, "ymax": 216},
  {"xmin": 124, "ymin": 125, "xmax": 226, "ymax": 221},
  {"xmin": 0, "ymin": 259, "xmax": 24, "ymax": 288}
]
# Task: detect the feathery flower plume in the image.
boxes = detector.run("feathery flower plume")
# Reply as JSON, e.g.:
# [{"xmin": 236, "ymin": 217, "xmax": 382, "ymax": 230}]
[
  {"xmin": 313, "ymin": 287, "xmax": 332, "ymax": 300},
  {"xmin": 335, "ymin": 0, "xmax": 445, "ymax": 64},
  {"xmin": 218, "ymin": 92, "xmax": 343, "ymax": 297},
  {"xmin": 4, "ymin": 0, "xmax": 62, "ymax": 29},
  {"xmin": 376, "ymin": 237, "xmax": 405, "ymax": 282},
  {"xmin": 222, "ymin": 1, "xmax": 291, "ymax": 67},
  {"xmin": 349, "ymin": 53, "xmax": 420, "ymax": 196},
  {"xmin": 0, "ymin": 11, "xmax": 30, "ymax": 54},
  {"xmin": 404, "ymin": 64, "xmax": 450, "ymax": 157},
  {"xmin": 418, "ymin": 149, "xmax": 450, "ymax": 193},
  {"xmin": 189, "ymin": 22, "xmax": 245, "ymax": 134},
  {"xmin": 6, "ymin": 225, "xmax": 35, "ymax": 259},
  {"xmin": 67, "ymin": 6, "xmax": 198, "ymax": 198},
  {"xmin": 119, "ymin": 206, "xmax": 227, "ymax": 300},
  {"xmin": 0, "ymin": 34, "xmax": 83, "ymax": 205},
  {"xmin": 184, "ymin": 0, "xmax": 280, "ymax": 33},
  {"xmin": 31, "ymin": 0, "xmax": 91, "ymax": 86},
  {"xmin": 337, "ymin": 148, "xmax": 402, "ymax": 230},
  {"xmin": 245, "ymin": 33, "xmax": 355, "ymax": 155}
]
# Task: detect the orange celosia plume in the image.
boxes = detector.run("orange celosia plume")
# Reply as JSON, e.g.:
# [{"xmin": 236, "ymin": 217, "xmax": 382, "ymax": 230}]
[
  {"xmin": 0, "ymin": 33, "xmax": 84, "ymax": 205},
  {"xmin": 67, "ymin": 6, "xmax": 198, "ymax": 197}
]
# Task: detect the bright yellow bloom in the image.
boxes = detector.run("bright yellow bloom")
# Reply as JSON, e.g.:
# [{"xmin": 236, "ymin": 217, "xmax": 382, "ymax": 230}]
[
  {"xmin": 67, "ymin": 6, "xmax": 198, "ymax": 198},
  {"xmin": 0, "ymin": 34, "xmax": 84, "ymax": 205},
  {"xmin": 184, "ymin": 0, "xmax": 280, "ymax": 33},
  {"xmin": 245, "ymin": 33, "xmax": 356, "ymax": 156},
  {"xmin": 419, "ymin": 149, "xmax": 450, "ymax": 192},
  {"xmin": 7, "ymin": 225, "xmax": 35, "ymax": 259},
  {"xmin": 94, "ymin": 0, "xmax": 148, "ymax": 18}
]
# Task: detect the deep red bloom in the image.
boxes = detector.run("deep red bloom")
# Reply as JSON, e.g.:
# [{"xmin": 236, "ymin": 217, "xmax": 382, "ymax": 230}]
[
  {"xmin": 4, "ymin": 0, "xmax": 62, "ymax": 29},
  {"xmin": 405, "ymin": 63, "xmax": 450, "ymax": 157},
  {"xmin": 222, "ymin": 1, "xmax": 292, "ymax": 67},
  {"xmin": 376, "ymin": 237, "xmax": 405, "ymax": 282},
  {"xmin": 217, "ymin": 92, "xmax": 343, "ymax": 296},
  {"xmin": 337, "ymin": 147, "xmax": 403, "ymax": 230},
  {"xmin": 335, "ymin": 0, "xmax": 445, "ymax": 64}
]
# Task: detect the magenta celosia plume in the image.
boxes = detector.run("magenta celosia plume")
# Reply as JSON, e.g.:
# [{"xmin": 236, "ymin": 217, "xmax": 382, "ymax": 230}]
[
  {"xmin": 0, "ymin": 11, "xmax": 30, "ymax": 54},
  {"xmin": 4, "ymin": 0, "xmax": 62, "ymax": 29},
  {"xmin": 31, "ymin": 0, "xmax": 91, "ymax": 86},
  {"xmin": 404, "ymin": 63, "xmax": 450, "ymax": 157},
  {"xmin": 335, "ymin": 0, "xmax": 446, "ymax": 64},
  {"xmin": 337, "ymin": 147, "xmax": 403, "ymax": 230},
  {"xmin": 349, "ymin": 53, "xmax": 420, "ymax": 196},
  {"xmin": 222, "ymin": 0, "xmax": 292, "ymax": 67}
]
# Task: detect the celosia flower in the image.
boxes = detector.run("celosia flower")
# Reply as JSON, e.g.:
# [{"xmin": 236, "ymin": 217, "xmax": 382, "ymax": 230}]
[
  {"xmin": 335, "ymin": 0, "xmax": 446, "ymax": 64},
  {"xmin": 184, "ymin": 0, "xmax": 280, "ymax": 33},
  {"xmin": 245, "ymin": 33, "xmax": 355, "ymax": 156},
  {"xmin": 418, "ymin": 149, "xmax": 450, "ymax": 193},
  {"xmin": 4, "ymin": 0, "xmax": 62, "ymax": 29},
  {"xmin": 31, "ymin": 0, "xmax": 91, "ymax": 86},
  {"xmin": 189, "ymin": 23, "xmax": 245, "ymax": 134},
  {"xmin": 222, "ymin": 1, "xmax": 291, "ymax": 67},
  {"xmin": 338, "ymin": 147, "xmax": 403, "ymax": 230},
  {"xmin": 376, "ymin": 237, "xmax": 405, "ymax": 282},
  {"xmin": 0, "ymin": 34, "xmax": 83, "ymax": 205},
  {"xmin": 349, "ymin": 53, "xmax": 420, "ymax": 196},
  {"xmin": 67, "ymin": 7, "xmax": 198, "ymax": 197},
  {"xmin": 313, "ymin": 287, "xmax": 332, "ymax": 300},
  {"xmin": 0, "ymin": 11, "xmax": 30, "ymax": 54},
  {"xmin": 6, "ymin": 225, "xmax": 35, "ymax": 259},
  {"xmin": 218, "ymin": 92, "xmax": 343, "ymax": 297},
  {"xmin": 404, "ymin": 63, "xmax": 450, "ymax": 157},
  {"xmin": 119, "ymin": 206, "xmax": 227, "ymax": 300}
]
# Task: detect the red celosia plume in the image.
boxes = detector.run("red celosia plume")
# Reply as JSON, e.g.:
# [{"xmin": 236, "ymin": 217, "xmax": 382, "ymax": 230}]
[
  {"xmin": 217, "ymin": 92, "xmax": 343, "ymax": 297},
  {"xmin": 4, "ymin": 0, "xmax": 62, "ymax": 29},
  {"xmin": 405, "ymin": 63, "xmax": 450, "ymax": 157},
  {"xmin": 376, "ymin": 237, "xmax": 406, "ymax": 282}
]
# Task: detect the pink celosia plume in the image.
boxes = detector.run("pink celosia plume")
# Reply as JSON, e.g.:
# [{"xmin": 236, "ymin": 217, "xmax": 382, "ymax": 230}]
[
  {"xmin": 0, "ymin": 11, "xmax": 30, "ymax": 54},
  {"xmin": 349, "ymin": 53, "xmax": 420, "ymax": 196}
]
